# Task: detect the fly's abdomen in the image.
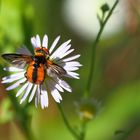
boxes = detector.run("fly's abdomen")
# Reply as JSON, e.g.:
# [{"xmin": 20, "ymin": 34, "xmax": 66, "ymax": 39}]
[
  {"xmin": 26, "ymin": 62, "xmax": 45, "ymax": 84},
  {"xmin": 35, "ymin": 64, "xmax": 45, "ymax": 84}
]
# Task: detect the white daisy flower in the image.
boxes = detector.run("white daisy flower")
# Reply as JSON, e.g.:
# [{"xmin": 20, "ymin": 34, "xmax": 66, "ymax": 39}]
[{"xmin": 1, "ymin": 34, "xmax": 82, "ymax": 109}]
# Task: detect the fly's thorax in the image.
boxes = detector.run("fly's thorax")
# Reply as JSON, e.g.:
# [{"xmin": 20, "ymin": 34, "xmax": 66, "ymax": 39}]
[{"xmin": 33, "ymin": 55, "xmax": 46, "ymax": 65}]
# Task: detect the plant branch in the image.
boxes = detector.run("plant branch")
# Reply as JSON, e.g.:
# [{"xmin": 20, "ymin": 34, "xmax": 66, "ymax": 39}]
[
  {"xmin": 57, "ymin": 103, "xmax": 80, "ymax": 140},
  {"xmin": 85, "ymin": 0, "xmax": 119, "ymax": 97}
]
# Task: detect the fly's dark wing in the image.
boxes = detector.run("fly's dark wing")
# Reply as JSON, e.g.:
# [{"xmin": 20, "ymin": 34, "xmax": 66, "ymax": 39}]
[
  {"xmin": 1, "ymin": 53, "xmax": 33, "ymax": 68},
  {"xmin": 47, "ymin": 63, "xmax": 66, "ymax": 78}
]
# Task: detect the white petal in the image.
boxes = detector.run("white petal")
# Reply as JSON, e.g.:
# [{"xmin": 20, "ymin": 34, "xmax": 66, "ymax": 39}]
[
  {"xmin": 42, "ymin": 34, "xmax": 48, "ymax": 48},
  {"xmin": 41, "ymin": 88, "xmax": 48, "ymax": 109},
  {"xmin": 49, "ymin": 79, "xmax": 64, "ymax": 92},
  {"xmin": 16, "ymin": 82, "xmax": 29, "ymax": 97},
  {"xmin": 50, "ymin": 40, "xmax": 71, "ymax": 59},
  {"xmin": 66, "ymin": 71, "xmax": 80, "ymax": 79},
  {"xmin": 35, "ymin": 85, "xmax": 41, "ymax": 108},
  {"xmin": 31, "ymin": 37, "xmax": 37, "ymax": 48},
  {"xmin": 55, "ymin": 83, "xmax": 64, "ymax": 92},
  {"xmin": 6, "ymin": 78, "xmax": 26, "ymax": 91},
  {"xmin": 20, "ymin": 83, "xmax": 33, "ymax": 104},
  {"xmin": 67, "ymin": 71, "xmax": 79, "ymax": 76},
  {"xmin": 36, "ymin": 35, "xmax": 41, "ymax": 47},
  {"xmin": 65, "ymin": 61, "xmax": 82, "ymax": 67},
  {"xmin": 62, "ymin": 54, "xmax": 81, "ymax": 62},
  {"xmin": 28, "ymin": 85, "xmax": 37, "ymax": 103},
  {"xmin": 2, "ymin": 73, "xmax": 25, "ymax": 84},
  {"xmin": 49, "ymin": 36, "xmax": 60, "ymax": 53},
  {"xmin": 51, "ymin": 88, "xmax": 62, "ymax": 103},
  {"xmin": 47, "ymin": 81, "xmax": 62, "ymax": 103},
  {"xmin": 57, "ymin": 79, "xmax": 72, "ymax": 92},
  {"xmin": 3, "ymin": 67, "xmax": 24, "ymax": 72},
  {"xmin": 51, "ymin": 44, "xmax": 71, "ymax": 60},
  {"xmin": 2, "ymin": 71, "xmax": 25, "ymax": 80},
  {"xmin": 66, "ymin": 75, "xmax": 80, "ymax": 79},
  {"xmin": 63, "ymin": 66, "xmax": 79, "ymax": 71},
  {"xmin": 58, "ymin": 49, "xmax": 74, "ymax": 59}
]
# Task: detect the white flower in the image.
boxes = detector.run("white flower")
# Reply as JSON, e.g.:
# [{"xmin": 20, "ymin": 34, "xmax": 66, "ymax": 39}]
[{"xmin": 2, "ymin": 34, "xmax": 82, "ymax": 109}]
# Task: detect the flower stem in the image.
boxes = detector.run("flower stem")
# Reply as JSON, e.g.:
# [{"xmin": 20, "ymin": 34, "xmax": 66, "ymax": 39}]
[
  {"xmin": 57, "ymin": 103, "xmax": 80, "ymax": 140},
  {"xmin": 79, "ymin": 121, "xmax": 87, "ymax": 140},
  {"xmin": 85, "ymin": 0, "xmax": 119, "ymax": 98}
]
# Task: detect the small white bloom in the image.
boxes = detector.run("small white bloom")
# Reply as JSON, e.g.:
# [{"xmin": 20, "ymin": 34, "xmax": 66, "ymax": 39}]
[{"xmin": 2, "ymin": 34, "xmax": 82, "ymax": 109}]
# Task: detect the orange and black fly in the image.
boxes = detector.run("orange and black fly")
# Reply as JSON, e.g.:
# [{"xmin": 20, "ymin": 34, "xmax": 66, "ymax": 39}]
[{"xmin": 2, "ymin": 47, "xmax": 66, "ymax": 85}]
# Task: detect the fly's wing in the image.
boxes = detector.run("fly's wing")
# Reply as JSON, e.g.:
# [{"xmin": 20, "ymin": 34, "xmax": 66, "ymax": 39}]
[
  {"xmin": 17, "ymin": 45, "xmax": 32, "ymax": 55},
  {"xmin": 47, "ymin": 62, "xmax": 66, "ymax": 78},
  {"xmin": 1, "ymin": 53, "xmax": 33, "ymax": 69}
]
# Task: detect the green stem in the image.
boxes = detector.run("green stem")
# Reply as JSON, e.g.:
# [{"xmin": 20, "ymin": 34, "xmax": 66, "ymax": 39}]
[
  {"xmin": 85, "ymin": 0, "xmax": 119, "ymax": 98},
  {"xmin": 57, "ymin": 104, "xmax": 80, "ymax": 140},
  {"xmin": 79, "ymin": 121, "xmax": 87, "ymax": 140}
]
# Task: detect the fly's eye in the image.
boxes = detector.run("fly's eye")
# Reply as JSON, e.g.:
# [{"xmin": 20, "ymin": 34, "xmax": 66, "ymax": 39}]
[
  {"xmin": 35, "ymin": 47, "xmax": 42, "ymax": 53},
  {"xmin": 35, "ymin": 47, "xmax": 49, "ymax": 56},
  {"xmin": 42, "ymin": 47, "xmax": 49, "ymax": 55},
  {"xmin": 35, "ymin": 48, "xmax": 44, "ymax": 53}
]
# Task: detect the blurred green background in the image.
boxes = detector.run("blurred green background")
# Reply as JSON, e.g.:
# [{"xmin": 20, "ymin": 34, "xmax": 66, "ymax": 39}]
[{"xmin": 0, "ymin": 0, "xmax": 140, "ymax": 140}]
